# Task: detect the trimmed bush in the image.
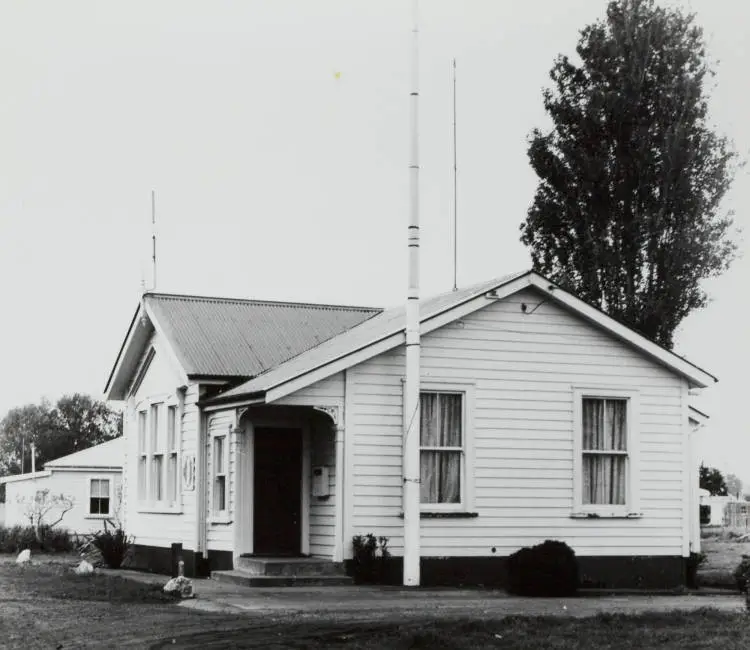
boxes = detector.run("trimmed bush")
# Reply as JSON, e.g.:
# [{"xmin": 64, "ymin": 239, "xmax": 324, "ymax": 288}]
[
  {"xmin": 506, "ymin": 540, "xmax": 579, "ymax": 597},
  {"xmin": 351, "ymin": 534, "xmax": 391, "ymax": 584},
  {"xmin": 0, "ymin": 525, "xmax": 74, "ymax": 553},
  {"xmin": 90, "ymin": 525, "xmax": 134, "ymax": 569}
]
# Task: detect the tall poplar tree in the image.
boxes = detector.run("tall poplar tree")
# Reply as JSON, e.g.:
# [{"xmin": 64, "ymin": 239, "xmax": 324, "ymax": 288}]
[{"xmin": 521, "ymin": 0, "xmax": 739, "ymax": 348}]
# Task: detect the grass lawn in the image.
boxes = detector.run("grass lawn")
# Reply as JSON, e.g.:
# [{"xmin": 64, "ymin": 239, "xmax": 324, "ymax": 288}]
[
  {"xmin": 0, "ymin": 557, "xmax": 747, "ymax": 648},
  {"xmin": 156, "ymin": 611, "xmax": 750, "ymax": 649},
  {"xmin": 699, "ymin": 528, "xmax": 750, "ymax": 588}
]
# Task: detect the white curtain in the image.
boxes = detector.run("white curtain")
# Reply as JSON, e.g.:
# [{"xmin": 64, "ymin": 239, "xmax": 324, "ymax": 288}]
[
  {"xmin": 420, "ymin": 393, "xmax": 462, "ymax": 504},
  {"xmin": 582, "ymin": 399, "xmax": 626, "ymax": 505}
]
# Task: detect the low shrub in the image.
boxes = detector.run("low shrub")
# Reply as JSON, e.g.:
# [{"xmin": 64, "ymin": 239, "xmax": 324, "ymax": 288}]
[
  {"xmin": 351, "ymin": 533, "xmax": 391, "ymax": 584},
  {"xmin": 506, "ymin": 539, "xmax": 579, "ymax": 597},
  {"xmin": 733, "ymin": 555, "xmax": 750, "ymax": 593},
  {"xmin": 90, "ymin": 523, "xmax": 134, "ymax": 569},
  {"xmin": 0, "ymin": 525, "xmax": 74, "ymax": 553}
]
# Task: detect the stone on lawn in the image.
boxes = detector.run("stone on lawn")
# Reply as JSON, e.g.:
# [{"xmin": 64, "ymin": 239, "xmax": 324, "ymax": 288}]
[
  {"xmin": 163, "ymin": 576, "xmax": 195, "ymax": 598},
  {"xmin": 74, "ymin": 560, "xmax": 95, "ymax": 575},
  {"xmin": 16, "ymin": 550, "xmax": 31, "ymax": 565}
]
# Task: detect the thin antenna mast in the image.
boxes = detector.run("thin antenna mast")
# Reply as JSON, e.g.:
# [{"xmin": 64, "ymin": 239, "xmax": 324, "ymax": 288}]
[
  {"xmin": 151, "ymin": 190, "xmax": 157, "ymax": 291},
  {"xmin": 452, "ymin": 58, "xmax": 458, "ymax": 292}
]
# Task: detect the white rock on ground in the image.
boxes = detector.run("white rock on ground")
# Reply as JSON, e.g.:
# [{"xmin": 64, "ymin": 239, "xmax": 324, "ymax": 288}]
[
  {"xmin": 74, "ymin": 560, "xmax": 95, "ymax": 575},
  {"xmin": 16, "ymin": 550, "xmax": 31, "ymax": 565},
  {"xmin": 163, "ymin": 576, "xmax": 195, "ymax": 598}
]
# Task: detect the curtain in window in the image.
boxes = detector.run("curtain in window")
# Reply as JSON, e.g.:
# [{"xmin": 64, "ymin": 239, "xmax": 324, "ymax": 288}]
[
  {"xmin": 582, "ymin": 399, "xmax": 627, "ymax": 505},
  {"xmin": 420, "ymin": 393, "xmax": 461, "ymax": 504}
]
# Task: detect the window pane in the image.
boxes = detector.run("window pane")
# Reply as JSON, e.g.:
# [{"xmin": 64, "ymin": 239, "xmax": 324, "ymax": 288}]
[
  {"xmin": 138, "ymin": 457, "xmax": 147, "ymax": 501},
  {"xmin": 214, "ymin": 437, "xmax": 225, "ymax": 474},
  {"xmin": 150, "ymin": 404, "xmax": 161, "ymax": 453},
  {"xmin": 420, "ymin": 392, "xmax": 462, "ymax": 447},
  {"xmin": 214, "ymin": 476, "xmax": 226, "ymax": 511},
  {"xmin": 167, "ymin": 453, "xmax": 178, "ymax": 503},
  {"xmin": 91, "ymin": 479, "xmax": 109, "ymax": 498},
  {"xmin": 420, "ymin": 450, "xmax": 461, "ymax": 503},
  {"xmin": 152, "ymin": 455, "xmax": 163, "ymax": 501},
  {"xmin": 439, "ymin": 394, "xmax": 462, "ymax": 446},
  {"xmin": 583, "ymin": 398, "xmax": 627, "ymax": 451},
  {"xmin": 582, "ymin": 454, "xmax": 626, "ymax": 505},
  {"xmin": 420, "ymin": 393, "xmax": 439, "ymax": 446},
  {"xmin": 138, "ymin": 412, "xmax": 147, "ymax": 452},
  {"xmin": 168, "ymin": 406, "xmax": 177, "ymax": 451}
]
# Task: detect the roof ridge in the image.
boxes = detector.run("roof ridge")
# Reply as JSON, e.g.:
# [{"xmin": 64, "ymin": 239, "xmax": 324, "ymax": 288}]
[{"xmin": 145, "ymin": 292, "xmax": 382, "ymax": 313}]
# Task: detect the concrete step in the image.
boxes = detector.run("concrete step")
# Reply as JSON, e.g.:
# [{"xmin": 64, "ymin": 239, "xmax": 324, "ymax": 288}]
[
  {"xmin": 235, "ymin": 556, "xmax": 346, "ymax": 577},
  {"xmin": 213, "ymin": 570, "xmax": 353, "ymax": 588}
]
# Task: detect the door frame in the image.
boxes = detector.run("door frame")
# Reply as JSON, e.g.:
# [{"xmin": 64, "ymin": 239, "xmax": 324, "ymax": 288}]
[{"xmin": 234, "ymin": 416, "xmax": 310, "ymax": 561}]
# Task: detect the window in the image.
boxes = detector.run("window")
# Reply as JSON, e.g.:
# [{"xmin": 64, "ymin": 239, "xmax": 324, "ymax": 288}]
[
  {"xmin": 166, "ymin": 405, "xmax": 178, "ymax": 505},
  {"xmin": 137, "ymin": 411, "xmax": 147, "ymax": 501},
  {"xmin": 213, "ymin": 434, "xmax": 227, "ymax": 512},
  {"xmin": 420, "ymin": 391, "xmax": 463, "ymax": 506},
  {"xmin": 135, "ymin": 394, "xmax": 181, "ymax": 511},
  {"xmin": 150, "ymin": 403, "xmax": 164, "ymax": 502},
  {"xmin": 89, "ymin": 479, "xmax": 110, "ymax": 515},
  {"xmin": 573, "ymin": 389, "xmax": 639, "ymax": 516}
]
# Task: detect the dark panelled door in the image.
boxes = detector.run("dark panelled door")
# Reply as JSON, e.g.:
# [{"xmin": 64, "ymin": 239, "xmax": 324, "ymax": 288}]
[{"xmin": 254, "ymin": 427, "xmax": 303, "ymax": 556}]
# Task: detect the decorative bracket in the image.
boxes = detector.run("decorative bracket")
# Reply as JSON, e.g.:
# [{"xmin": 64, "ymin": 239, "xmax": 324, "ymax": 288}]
[
  {"xmin": 313, "ymin": 405, "xmax": 340, "ymax": 426},
  {"xmin": 232, "ymin": 406, "xmax": 250, "ymax": 434}
]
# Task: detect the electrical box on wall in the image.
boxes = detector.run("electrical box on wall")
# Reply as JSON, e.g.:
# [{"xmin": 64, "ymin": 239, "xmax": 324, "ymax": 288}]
[{"xmin": 312, "ymin": 466, "xmax": 330, "ymax": 497}]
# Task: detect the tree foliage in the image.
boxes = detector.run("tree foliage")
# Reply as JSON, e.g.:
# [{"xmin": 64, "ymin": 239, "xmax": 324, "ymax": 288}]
[
  {"xmin": 725, "ymin": 473, "xmax": 743, "ymax": 499},
  {"xmin": 0, "ymin": 394, "xmax": 122, "ymax": 499},
  {"xmin": 520, "ymin": 0, "xmax": 739, "ymax": 348},
  {"xmin": 699, "ymin": 463, "xmax": 727, "ymax": 496}
]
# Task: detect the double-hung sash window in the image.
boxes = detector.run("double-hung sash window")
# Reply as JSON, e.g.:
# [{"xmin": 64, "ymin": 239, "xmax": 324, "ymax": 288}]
[
  {"xmin": 574, "ymin": 389, "xmax": 639, "ymax": 516},
  {"xmin": 212, "ymin": 434, "xmax": 228, "ymax": 513},
  {"xmin": 166, "ymin": 406, "xmax": 178, "ymax": 506},
  {"xmin": 135, "ymin": 394, "xmax": 181, "ymax": 511},
  {"xmin": 89, "ymin": 478, "xmax": 110, "ymax": 516},
  {"xmin": 150, "ymin": 403, "xmax": 164, "ymax": 502},
  {"xmin": 420, "ymin": 391, "xmax": 464, "ymax": 506}
]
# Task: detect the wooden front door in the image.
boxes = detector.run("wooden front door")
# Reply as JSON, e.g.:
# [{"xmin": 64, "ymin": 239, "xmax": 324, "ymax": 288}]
[{"xmin": 253, "ymin": 427, "xmax": 303, "ymax": 556}]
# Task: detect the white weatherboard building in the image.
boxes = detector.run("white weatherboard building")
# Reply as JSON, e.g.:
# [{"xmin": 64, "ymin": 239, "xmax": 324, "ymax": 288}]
[
  {"xmin": 0, "ymin": 438, "xmax": 124, "ymax": 535},
  {"xmin": 103, "ymin": 270, "xmax": 714, "ymax": 588}
]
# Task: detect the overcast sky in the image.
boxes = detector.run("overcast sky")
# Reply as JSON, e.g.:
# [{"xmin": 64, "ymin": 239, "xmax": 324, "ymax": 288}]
[{"xmin": 1, "ymin": 1, "xmax": 747, "ymax": 478}]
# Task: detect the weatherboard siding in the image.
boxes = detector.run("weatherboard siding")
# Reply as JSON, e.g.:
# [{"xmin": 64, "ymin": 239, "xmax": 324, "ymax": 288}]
[
  {"xmin": 348, "ymin": 288, "xmax": 687, "ymax": 559},
  {"xmin": 123, "ymin": 334, "xmax": 200, "ymax": 551},
  {"xmin": 206, "ymin": 410, "xmax": 235, "ymax": 551},
  {"xmin": 309, "ymin": 421, "xmax": 336, "ymax": 557}
]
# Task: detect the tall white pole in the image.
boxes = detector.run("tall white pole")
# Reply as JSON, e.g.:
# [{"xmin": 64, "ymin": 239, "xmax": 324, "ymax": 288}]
[
  {"xmin": 403, "ymin": 0, "xmax": 421, "ymax": 588},
  {"xmin": 151, "ymin": 190, "xmax": 157, "ymax": 291},
  {"xmin": 452, "ymin": 58, "xmax": 458, "ymax": 292}
]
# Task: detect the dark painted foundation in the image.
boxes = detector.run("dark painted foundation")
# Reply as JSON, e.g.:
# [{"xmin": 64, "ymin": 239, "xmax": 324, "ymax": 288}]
[
  {"xmin": 344, "ymin": 555, "xmax": 687, "ymax": 590},
  {"xmin": 128, "ymin": 544, "xmax": 230, "ymax": 578}
]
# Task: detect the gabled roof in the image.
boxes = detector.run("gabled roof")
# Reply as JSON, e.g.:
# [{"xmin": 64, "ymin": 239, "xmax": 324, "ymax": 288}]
[
  {"xmin": 205, "ymin": 270, "xmax": 716, "ymax": 408},
  {"xmin": 104, "ymin": 292, "xmax": 380, "ymax": 400},
  {"xmin": 44, "ymin": 436, "xmax": 125, "ymax": 470}
]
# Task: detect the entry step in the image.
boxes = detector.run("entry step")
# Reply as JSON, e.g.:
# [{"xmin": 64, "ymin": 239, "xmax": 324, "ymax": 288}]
[
  {"xmin": 234, "ymin": 556, "xmax": 347, "ymax": 577},
  {"xmin": 213, "ymin": 570, "xmax": 353, "ymax": 588}
]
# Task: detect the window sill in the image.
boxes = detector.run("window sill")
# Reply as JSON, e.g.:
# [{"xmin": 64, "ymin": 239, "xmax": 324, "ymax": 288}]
[
  {"xmin": 399, "ymin": 511, "xmax": 479, "ymax": 519},
  {"xmin": 84, "ymin": 514, "xmax": 112, "ymax": 520},
  {"xmin": 208, "ymin": 516, "xmax": 232, "ymax": 525},
  {"xmin": 570, "ymin": 511, "xmax": 643, "ymax": 519},
  {"xmin": 136, "ymin": 506, "xmax": 183, "ymax": 515}
]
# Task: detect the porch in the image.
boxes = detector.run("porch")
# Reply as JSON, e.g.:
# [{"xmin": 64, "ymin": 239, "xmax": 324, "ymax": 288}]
[{"xmin": 204, "ymin": 403, "xmax": 348, "ymax": 579}]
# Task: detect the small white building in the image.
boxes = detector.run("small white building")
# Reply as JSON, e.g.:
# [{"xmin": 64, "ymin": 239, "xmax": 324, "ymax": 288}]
[
  {"xmin": 104, "ymin": 270, "xmax": 715, "ymax": 588},
  {"xmin": 0, "ymin": 437, "xmax": 124, "ymax": 535}
]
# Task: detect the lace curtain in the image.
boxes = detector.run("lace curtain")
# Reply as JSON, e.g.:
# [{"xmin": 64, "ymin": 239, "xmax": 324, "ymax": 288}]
[
  {"xmin": 582, "ymin": 398, "xmax": 627, "ymax": 505},
  {"xmin": 420, "ymin": 392, "xmax": 462, "ymax": 503}
]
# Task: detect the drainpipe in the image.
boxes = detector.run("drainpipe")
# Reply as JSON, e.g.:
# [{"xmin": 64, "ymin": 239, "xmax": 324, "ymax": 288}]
[{"xmin": 403, "ymin": 0, "xmax": 421, "ymax": 587}]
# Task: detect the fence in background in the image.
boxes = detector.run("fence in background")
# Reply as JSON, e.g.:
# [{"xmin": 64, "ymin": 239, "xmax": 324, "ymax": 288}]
[{"xmin": 724, "ymin": 502, "xmax": 750, "ymax": 529}]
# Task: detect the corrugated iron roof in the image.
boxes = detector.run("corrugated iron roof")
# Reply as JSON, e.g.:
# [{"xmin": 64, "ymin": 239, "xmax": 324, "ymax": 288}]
[
  {"xmin": 146, "ymin": 293, "xmax": 381, "ymax": 378},
  {"xmin": 211, "ymin": 270, "xmax": 531, "ymax": 402},
  {"xmin": 44, "ymin": 436, "xmax": 124, "ymax": 469}
]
